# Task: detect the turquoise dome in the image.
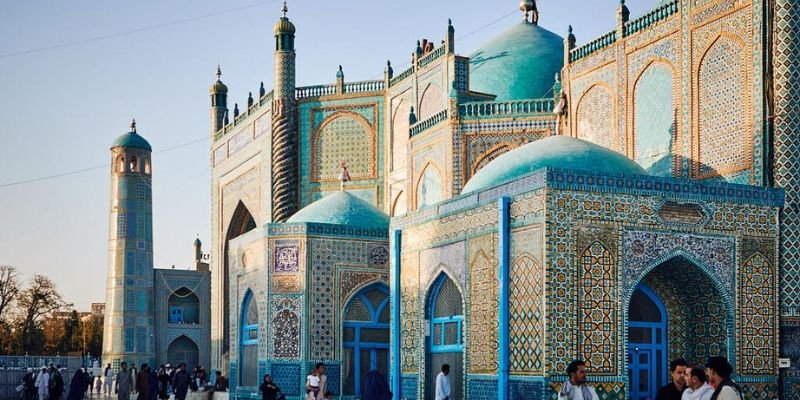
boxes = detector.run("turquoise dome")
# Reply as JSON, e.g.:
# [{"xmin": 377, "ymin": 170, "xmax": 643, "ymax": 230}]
[
  {"xmin": 469, "ymin": 22, "xmax": 564, "ymax": 100},
  {"xmin": 462, "ymin": 135, "xmax": 647, "ymax": 194},
  {"xmin": 111, "ymin": 131, "xmax": 152, "ymax": 151},
  {"xmin": 287, "ymin": 191, "xmax": 389, "ymax": 229}
]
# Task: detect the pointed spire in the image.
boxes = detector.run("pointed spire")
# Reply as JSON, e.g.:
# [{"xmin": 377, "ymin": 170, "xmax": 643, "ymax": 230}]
[
  {"xmin": 216, "ymin": 65, "xmax": 222, "ymax": 81},
  {"xmin": 281, "ymin": 1, "xmax": 288, "ymax": 18},
  {"xmin": 259, "ymin": 82, "xmax": 266, "ymax": 98},
  {"xmin": 247, "ymin": 92, "xmax": 254, "ymax": 108},
  {"xmin": 233, "ymin": 103, "xmax": 240, "ymax": 118},
  {"xmin": 130, "ymin": 118, "xmax": 137, "ymax": 133}
]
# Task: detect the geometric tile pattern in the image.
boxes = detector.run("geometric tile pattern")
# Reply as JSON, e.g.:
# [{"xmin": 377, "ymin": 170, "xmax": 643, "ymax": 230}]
[
  {"xmin": 468, "ymin": 249, "xmax": 498, "ymax": 374},
  {"xmin": 509, "ymin": 253, "xmax": 544, "ymax": 375},
  {"xmin": 576, "ymin": 85, "xmax": 617, "ymax": 151},
  {"xmin": 467, "ymin": 376, "xmax": 498, "ymax": 400},
  {"xmin": 314, "ymin": 114, "xmax": 375, "ymax": 181},
  {"xmin": 739, "ymin": 253, "xmax": 775, "ymax": 374},
  {"xmin": 400, "ymin": 254, "xmax": 420, "ymax": 373},
  {"xmin": 274, "ymin": 241, "xmax": 299, "ymax": 272},
  {"xmin": 633, "ymin": 62, "xmax": 675, "ymax": 177},
  {"xmin": 270, "ymin": 363, "xmax": 302, "ymax": 396},
  {"xmin": 578, "ymin": 242, "xmax": 616, "ymax": 374}
]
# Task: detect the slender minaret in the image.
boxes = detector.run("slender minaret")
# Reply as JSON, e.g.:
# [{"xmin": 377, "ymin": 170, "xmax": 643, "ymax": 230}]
[
  {"xmin": 209, "ymin": 66, "xmax": 229, "ymax": 134},
  {"xmin": 271, "ymin": 1, "xmax": 298, "ymax": 222},
  {"xmin": 102, "ymin": 119, "xmax": 155, "ymax": 369}
]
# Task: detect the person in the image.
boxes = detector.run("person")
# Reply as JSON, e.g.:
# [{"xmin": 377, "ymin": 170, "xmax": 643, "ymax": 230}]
[
  {"xmin": 705, "ymin": 356, "xmax": 742, "ymax": 400},
  {"xmin": 94, "ymin": 376, "xmax": 102, "ymax": 397},
  {"xmin": 558, "ymin": 360, "xmax": 599, "ymax": 400},
  {"xmin": 656, "ymin": 359, "xmax": 688, "ymax": 400},
  {"xmin": 172, "ymin": 363, "xmax": 191, "ymax": 400},
  {"xmin": 66, "ymin": 367, "xmax": 87, "ymax": 400},
  {"xmin": 435, "ymin": 364, "xmax": 450, "ymax": 400},
  {"xmin": 148, "ymin": 365, "xmax": 159, "ymax": 400},
  {"xmin": 305, "ymin": 367, "xmax": 320, "ymax": 400},
  {"xmin": 115, "ymin": 362, "xmax": 133, "ymax": 400},
  {"xmin": 136, "ymin": 364, "xmax": 150, "ymax": 400},
  {"xmin": 130, "ymin": 367, "xmax": 138, "ymax": 395},
  {"xmin": 682, "ymin": 365, "xmax": 714, "ymax": 400},
  {"xmin": 49, "ymin": 365, "xmax": 64, "ymax": 400},
  {"xmin": 22, "ymin": 367, "xmax": 36, "ymax": 400},
  {"xmin": 314, "ymin": 364, "xmax": 327, "ymax": 400},
  {"xmin": 158, "ymin": 367, "xmax": 170, "ymax": 400},
  {"xmin": 213, "ymin": 371, "xmax": 228, "ymax": 392},
  {"xmin": 361, "ymin": 370, "xmax": 391, "ymax": 400},
  {"xmin": 103, "ymin": 364, "xmax": 114, "ymax": 396},
  {"xmin": 37, "ymin": 366, "xmax": 50, "ymax": 400},
  {"xmin": 258, "ymin": 374, "xmax": 281, "ymax": 400},
  {"xmin": 84, "ymin": 369, "xmax": 93, "ymax": 398}
]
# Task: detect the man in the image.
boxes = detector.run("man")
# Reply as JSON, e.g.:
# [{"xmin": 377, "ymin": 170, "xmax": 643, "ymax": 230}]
[
  {"xmin": 103, "ymin": 364, "xmax": 114, "ymax": 395},
  {"xmin": 682, "ymin": 366, "xmax": 713, "ymax": 400},
  {"xmin": 212, "ymin": 371, "xmax": 228, "ymax": 392},
  {"xmin": 172, "ymin": 363, "xmax": 191, "ymax": 400},
  {"xmin": 315, "ymin": 363, "xmax": 327, "ymax": 400},
  {"xmin": 22, "ymin": 367, "xmax": 36, "ymax": 400},
  {"xmin": 656, "ymin": 359, "xmax": 688, "ymax": 400},
  {"xmin": 705, "ymin": 356, "xmax": 741, "ymax": 400},
  {"xmin": 435, "ymin": 364, "xmax": 450, "ymax": 400},
  {"xmin": 37, "ymin": 366, "xmax": 50, "ymax": 400},
  {"xmin": 136, "ymin": 364, "xmax": 150, "ymax": 400},
  {"xmin": 49, "ymin": 365, "xmax": 64, "ymax": 400},
  {"xmin": 558, "ymin": 360, "xmax": 599, "ymax": 400},
  {"xmin": 115, "ymin": 362, "xmax": 133, "ymax": 400}
]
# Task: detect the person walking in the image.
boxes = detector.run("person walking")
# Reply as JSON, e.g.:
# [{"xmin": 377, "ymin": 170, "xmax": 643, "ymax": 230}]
[
  {"xmin": 557, "ymin": 360, "xmax": 599, "ymax": 400},
  {"xmin": 258, "ymin": 374, "xmax": 281, "ymax": 400},
  {"xmin": 22, "ymin": 368, "xmax": 36, "ymax": 400},
  {"xmin": 361, "ymin": 369, "xmax": 391, "ymax": 400},
  {"xmin": 682, "ymin": 365, "xmax": 713, "ymax": 400},
  {"xmin": 148, "ymin": 365, "xmax": 159, "ymax": 400},
  {"xmin": 435, "ymin": 364, "xmax": 450, "ymax": 400},
  {"xmin": 157, "ymin": 367, "xmax": 170, "ymax": 400},
  {"xmin": 49, "ymin": 366, "xmax": 64, "ymax": 400},
  {"xmin": 37, "ymin": 366, "xmax": 50, "ymax": 400},
  {"xmin": 103, "ymin": 364, "xmax": 114, "ymax": 396},
  {"xmin": 172, "ymin": 363, "xmax": 191, "ymax": 400},
  {"xmin": 94, "ymin": 377, "xmax": 102, "ymax": 397},
  {"xmin": 66, "ymin": 368, "xmax": 87, "ymax": 400},
  {"xmin": 115, "ymin": 362, "xmax": 133, "ymax": 400},
  {"xmin": 136, "ymin": 365, "xmax": 150, "ymax": 400},
  {"xmin": 705, "ymin": 356, "xmax": 742, "ymax": 400},
  {"xmin": 656, "ymin": 359, "xmax": 688, "ymax": 400}
]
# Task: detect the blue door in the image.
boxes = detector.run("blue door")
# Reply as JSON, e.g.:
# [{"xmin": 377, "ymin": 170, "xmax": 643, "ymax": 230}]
[{"xmin": 627, "ymin": 285, "xmax": 667, "ymax": 400}]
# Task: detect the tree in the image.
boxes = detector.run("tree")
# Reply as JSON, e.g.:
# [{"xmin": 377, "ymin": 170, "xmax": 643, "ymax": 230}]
[
  {"xmin": 15, "ymin": 275, "xmax": 71, "ymax": 354},
  {"xmin": 0, "ymin": 266, "xmax": 20, "ymax": 354},
  {"xmin": 82, "ymin": 315, "xmax": 103, "ymax": 357}
]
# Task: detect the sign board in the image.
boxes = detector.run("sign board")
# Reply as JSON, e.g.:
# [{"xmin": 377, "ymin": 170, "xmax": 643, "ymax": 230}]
[{"xmin": 779, "ymin": 358, "xmax": 791, "ymax": 369}]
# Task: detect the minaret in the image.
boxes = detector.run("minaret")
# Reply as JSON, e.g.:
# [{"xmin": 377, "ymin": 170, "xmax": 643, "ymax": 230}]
[
  {"xmin": 271, "ymin": 1, "xmax": 298, "ymax": 222},
  {"xmin": 102, "ymin": 119, "xmax": 155, "ymax": 369},
  {"xmin": 209, "ymin": 66, "xmax": 229, "ymax": 134}
]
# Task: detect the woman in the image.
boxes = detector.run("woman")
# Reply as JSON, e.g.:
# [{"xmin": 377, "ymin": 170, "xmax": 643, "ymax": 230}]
[
  {"xmin": 157, "ymin": 367, "xmax": 170, "ymax": 400},
  {"xmin": 258, "ymin": 374, "xmax": 281, "ymax": 400}
]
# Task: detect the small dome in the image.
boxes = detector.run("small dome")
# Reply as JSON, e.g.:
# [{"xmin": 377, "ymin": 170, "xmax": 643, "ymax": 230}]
[
  {"xmin": 469, "ymin": 22, "xmax": 564, "ymax": 100},
  {"xmin": 461, "ymin": 136, "xmax": 646, "ymax": 194},
  {"xmin": 111, "ymin": 122, "xmax": 151, "ymax": 151},
  {"xmin": 274, "ymin": 17, "xmax": 296, "ymax": 35},
  {"xmin": 287, "ymin": 191, "xmax": 389, "ymax": 229},
  {"xmin": 209, "ymin": 80, "xmax": 228, "ymax": 94}
]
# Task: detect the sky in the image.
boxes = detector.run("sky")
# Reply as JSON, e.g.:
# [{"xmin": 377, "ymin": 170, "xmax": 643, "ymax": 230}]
[{"xmin": 0, "ymin": 0, "xmax": 659, "ymax": 309}]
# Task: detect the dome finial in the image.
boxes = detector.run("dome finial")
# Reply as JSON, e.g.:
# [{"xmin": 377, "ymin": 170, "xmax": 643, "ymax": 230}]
[
  {"xmin": 519, "ymin": 0, "xmax": 538, "ymax": 24},
  {"xmin": 130, "ymin": 118, "xmax": 137, "ymax": 133},
  {"xmin": 281, "ymin": 1, "xmax": 288, "ymax": 18},
  {"xmin": 338, "ymin": 160, "xmax": 351, "ymax": 191},
  {"xmin": 216, "ymin": 65, "xmax": 222, "ymax": 81}
]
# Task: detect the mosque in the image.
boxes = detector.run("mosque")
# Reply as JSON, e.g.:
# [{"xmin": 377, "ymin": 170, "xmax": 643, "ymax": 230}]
[{"xmin": 103, "ymin": 0, "xmax": 800, "ymax": 399}]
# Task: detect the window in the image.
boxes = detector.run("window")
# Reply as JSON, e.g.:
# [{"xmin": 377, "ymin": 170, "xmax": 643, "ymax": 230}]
[
  {"xmin": 239, "ymin": 290, "xmax": 258, "ymax": 387},
  {"xmin": 430, "ymin": 276, "xmax": 464, "ymax": 352},
  {"xmin": 342, "ymin": 285, "xmax": 390, "ymax": 396},
  {"xmin": 168, "ymin": 288, "xmax": 200, "ymax": 324},
  {"xmin": 129, "ymin": 156, "xmax": 138, "ymax": 172}
]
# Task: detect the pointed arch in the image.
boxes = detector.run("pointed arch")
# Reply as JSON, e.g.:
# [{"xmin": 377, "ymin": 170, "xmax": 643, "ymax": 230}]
[
  {"xmin": 168, "ymin": 287, "xmax": 200, "ymax": 324},
  {"xmin": 312, "ymin": 111, "xmax": 376, "ymax": 181},
  {"xmin": 222, "ymin": 201, "xmax": 256, "ymax": 355},
  {"xmin": 391, "ymin": 100, "xmax": 410, "ymax": 171},
  {"xmin": 469, "ymin": 250, "xmax": 498, "ymax": 373},
  {"xmin": 424, "ymin": 272, "xmax": 465, "ymax": 400},
  {"xmin": 342, "ymin": 283, "xmax": 390, "ymax": 396},
  {"xmin": 414, "ymin": 161, "xmax": 444, "ymax": 209},
  {"xmin": 239, "ymin": 289, "xmax": 259, "ymax": 387},
  {"xmin": 391, "ymin": 190, "xmax": 407, "ymax": 217},
  {"xmin": 167, "ymin": 335, "xmax": 199, "ymax": 368},
  {"xmin": 575, "ymin": 83, "xmax": 617, "ymax": 151},
  {"xmin": 631, "ymin": 59, "xmax": 677, "ymax": 177},
  {"xmin": 471, "ymin": 143, "xmax": 515, "ymax": 177},
  {"xmin": 418, "ymin": 83, "xmax": 443, "ymax": 120}
]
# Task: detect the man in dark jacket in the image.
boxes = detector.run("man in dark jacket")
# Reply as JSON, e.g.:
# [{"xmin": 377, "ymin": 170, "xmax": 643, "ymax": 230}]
[
  {"xmin": 22, "ymin": 368, "xmax": 36, "ymax": 400},
  {"xmin": 172, "ymin": 363, "xmax": 191, "ymax": 400},
  {"xmin": 50, "ymin": 365, "xmax": 65, "ymax": 400},
  {"xmin": 136, "ymin": 365, "xmax": 150, "ymax": 400},
  {"xmin": 148, "ymin": 366, "xmax": 159, "ymax": 400}
]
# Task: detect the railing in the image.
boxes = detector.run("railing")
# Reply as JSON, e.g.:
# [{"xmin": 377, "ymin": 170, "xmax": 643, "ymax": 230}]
[
  {"xmin": 389, "ymin": 66, "xmax": 414, "ymax": 87},
  {"xmin": 295, "ymin": 84, "xmax": 336, "ymax": 99},
  {"xmin": 213, "ymin": 90, "xmax": 273, "ymax": 141},
  {"xmin": 624, "ymin": 0, "xmax": 679, "ymax": 37},
  {"xmin": 569, "ymin": 30, "xmax": 617, "ymax": 62},
  {"xmin": 409, "ymin": 109, "xmax": 448, "ymax": 137},
  {"xmin": 418, "ymin": 45, "xmax": 446, "ymax": 68},
  {"xmin": 343, "ymin": 80, "xmax": 384, "ymax": 93},
  {"xmin": 458, "ymin": 98, "xmax": 555, "ymax": 118}
]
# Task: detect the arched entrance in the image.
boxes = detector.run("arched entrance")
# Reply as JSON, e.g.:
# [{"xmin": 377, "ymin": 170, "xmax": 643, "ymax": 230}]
[
  {"xmin": 342, "ymin": 283, "xmax": 390, "ymax": 396},
  {"xmin": 425, "ymin": 274, "xmax": 464, "ymax": 400},
  {"xmin": 223, "ymin": 201, "xmax": 256, "ymax": 356},
  {"xmin": 168, "ymin": 287, "xmax": 199, "ymax": 324},
  {"xmin": 239, "ymin": 289, "xmax": 258, "ymax": 387},
  {"xmin": 626, "ymin": 256, "xmax": 732, "ymax": 400},
  {"xmin": 167, "ymin": 336, "xmax": 199, "ymax": 369}
]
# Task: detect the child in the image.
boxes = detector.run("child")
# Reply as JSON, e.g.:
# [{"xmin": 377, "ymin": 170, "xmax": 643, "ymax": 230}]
[
  {"xmin": 305, "ymin": 369, "xmax": 320, "ymax": 400},
  {"xmin": 95, "ymin": 376, "xmax": 102, "ymax": 396}
]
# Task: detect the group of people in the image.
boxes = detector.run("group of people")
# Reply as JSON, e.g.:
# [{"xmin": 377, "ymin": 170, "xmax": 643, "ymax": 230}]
[
  {"xmin": 554, "ymin": 356, "xmax": 742, "ymax": 400},
  {"xmin": 258, "ymin": 363, "xmax": 391, "ymax": 400},
  {"xmin": 109, "ymin": 362, "xmax": 195, "ymax": 400},
  {"xmin": 20, "ymin": 364, "xmax": 65, "ymax": 400}
]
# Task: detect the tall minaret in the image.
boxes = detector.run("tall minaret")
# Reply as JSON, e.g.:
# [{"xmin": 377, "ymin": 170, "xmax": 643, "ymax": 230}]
[
  {"xmin": 102, "ymin": 119, "xmax": 155, "ymax": 369},
  {"xmin": 209, "ymin": 66, "xmax": 229, "ymax": 134},
  {"xmin": 271, "ymin": 1, "xmax": 298, "ymax": 222}
]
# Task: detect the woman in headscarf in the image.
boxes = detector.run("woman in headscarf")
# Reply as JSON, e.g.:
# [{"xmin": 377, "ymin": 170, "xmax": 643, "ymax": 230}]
[
  {"xmin": 66, "ymin": 369, "xmax": 87, "ymax": 400},
  {"xmin": 361, "ymin": 370, "xmax": 391, "ymax": 400}
]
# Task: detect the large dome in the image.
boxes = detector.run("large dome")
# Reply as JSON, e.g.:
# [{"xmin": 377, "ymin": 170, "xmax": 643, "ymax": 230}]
[
  {"xmin": 469, "ymin": 22, "xmax": 564, "ymax": 101},
  {"xmin": 287, "ymin": 191, "xmax": 389, "ymax": 229},
  {"xmin": 462, "ymin": 136, "xmax": 647, "ymax": 194}
]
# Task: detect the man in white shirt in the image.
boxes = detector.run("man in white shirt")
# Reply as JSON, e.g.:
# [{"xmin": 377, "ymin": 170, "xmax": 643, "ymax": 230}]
[
  {"xmin": 435, "ymin": 364, "xmax": 450, "ymax": 400},
  {"xmin": 681, "ymin": 366, "xmax": 713, "ymax": 400},
  {"xmin": 558, "ymin": 360, "xmax": 599, "ymax": 400}
]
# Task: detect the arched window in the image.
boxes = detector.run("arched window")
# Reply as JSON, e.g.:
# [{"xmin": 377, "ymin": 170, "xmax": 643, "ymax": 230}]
[
  {"xmin": 223, "ymin": 201, "xmax": 257, "ymax": 356},
  {"xmin": 416, "ymin": 163, "xmax": 443, "ymax": 209},
  {"xmin": 129, "ymin": 156, "xmax": 138, "ymax": 172},
  {"xmin": 143, "ymin": 157, "xmax": 151, "ymax": 175},
  {"xmin": 239, "ymin": 290, "xmax": 258, "ymax": 387},
  {"xmin": 342, "ymin": 284, "xmax": 390, "ymax": 396},
  {"xmin": 168, "ymin": 287, "xmax": 199, "ymax": 324},
  {"xmin": 429, "ymin": 275, "xmax": 463, "ymax": 351},
  {"xmin": 117, "ymin": 156, "xmax": 125, "ymax": 173},
  {"xmin": 167, "ymin": 336, "xmax": 199, "ymax": 369}
]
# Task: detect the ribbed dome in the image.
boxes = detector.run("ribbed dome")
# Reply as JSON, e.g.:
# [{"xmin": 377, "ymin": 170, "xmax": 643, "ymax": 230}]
[
  {"xmin": 469, "ymin": 22, "xmax": 564, "ymax": 100},
  {"xmin": 111, "ymin": 131, "xmax": 152, "ymax": 151},
  {"xmin": 274, "ymin": 17, "xmax": 296, "ymax": 35},
  {"xmin": 287, "ymin": 191, "xmax": 389, "ymax": 229},
  {"xmin": 462, "ymin": 136, "xmax": 647, "ymax": 194}
]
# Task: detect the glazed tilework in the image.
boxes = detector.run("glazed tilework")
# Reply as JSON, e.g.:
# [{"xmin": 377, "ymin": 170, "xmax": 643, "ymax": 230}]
[
  {"xmin": 270, "ymin": 363, "xmax": 302, "ymax": 396},
  {"xmin": 509, "ymin": 253, "xmax": 544, "ymax": 374},
  {"xmin": 313, "ymin": 113, "xmax": 375, "ymax": 181},
  {"xmin": 466, "ymin": 376, "xmax": 497, "ymax": 400},
  {"xmin": 576, "ymin": 85, "xmax": 617, "ymax": 152},
  {"xmin": 578, "ymin": 242, "xmax": 616, "ymax": 374},
  {"xmin": 271, "ymin": 296, "xmax": 302, "ymax": 359},
  {"xmin": 739, "ymin": 253, "xmax": 776, "ymax": 374},
  {"xmin": 468, "ymin": 234, "xmax": 498, "ymax": 374},
  {"xmin": 400, "ymin": 254, "xmax": 420, "ymax": 374},
  {"xmin": 632, "ymin": 62, "xmax": 676, "ymax": 177}
]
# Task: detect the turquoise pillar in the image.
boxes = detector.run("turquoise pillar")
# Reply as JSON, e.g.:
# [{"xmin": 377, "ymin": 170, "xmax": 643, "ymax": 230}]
[
  {"xmin": 391, "ymin": 229, "xmax": 402, "ymax": 398},
  {"xmin": 498, "ymin": 197, "xmax": 511, "ymax": 400}
]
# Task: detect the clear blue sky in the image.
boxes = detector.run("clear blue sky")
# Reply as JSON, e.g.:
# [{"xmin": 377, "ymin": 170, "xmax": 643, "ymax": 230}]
[{"xmin": 0, "ymin": 0, "xmax": 658, "ymax": 309}]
